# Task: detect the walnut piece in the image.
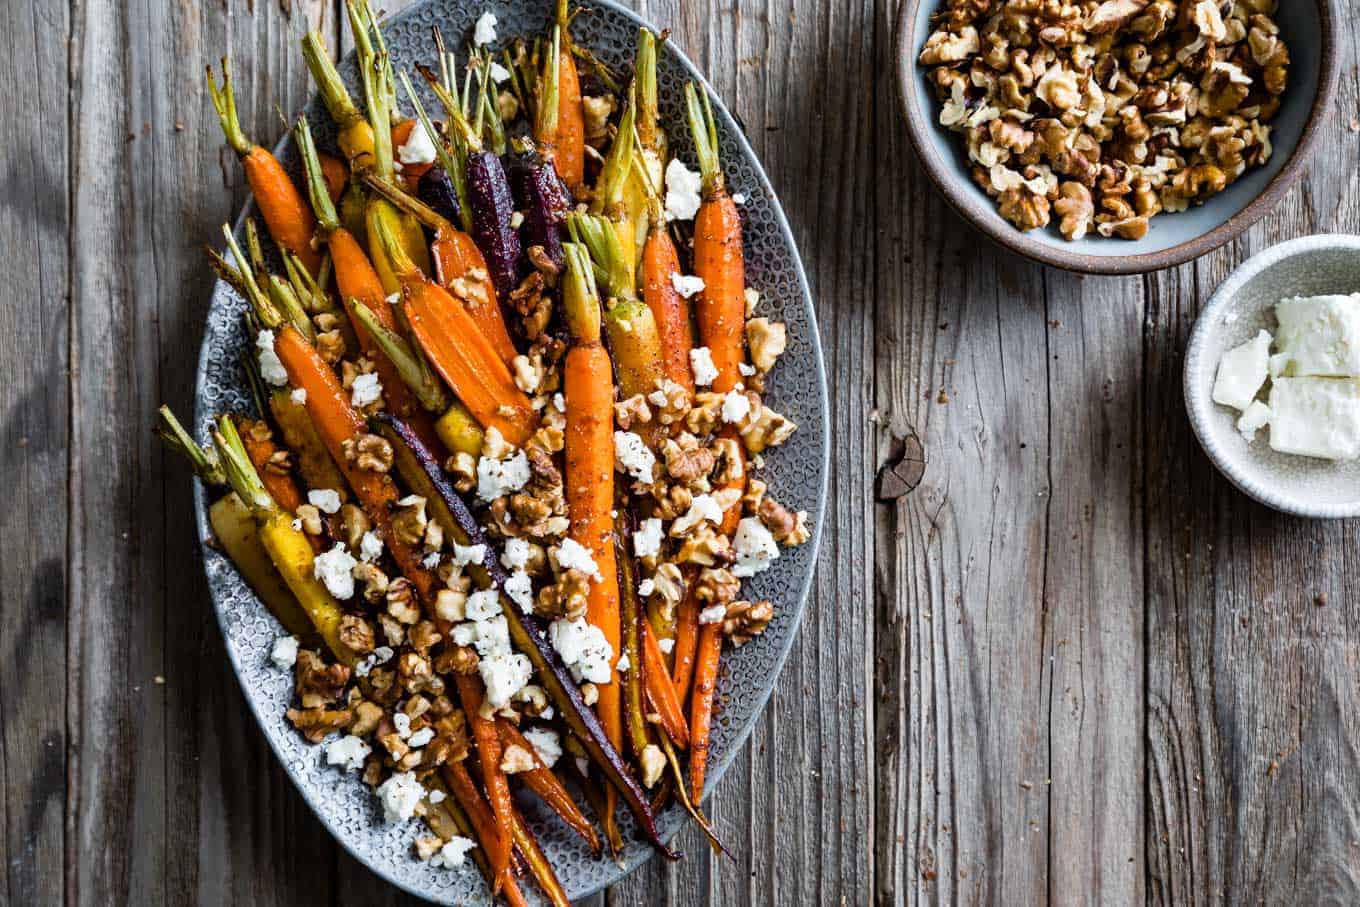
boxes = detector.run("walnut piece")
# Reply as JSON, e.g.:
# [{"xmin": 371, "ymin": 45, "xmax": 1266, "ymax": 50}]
[{"xmin": 723, "ymin": 600, "xmax": 774, "ymax": 647}]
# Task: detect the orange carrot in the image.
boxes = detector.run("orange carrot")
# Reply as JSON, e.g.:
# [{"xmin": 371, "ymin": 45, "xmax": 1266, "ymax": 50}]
[
  {"xmin": 237, "ymin": 420, "xmax": 305, "ymax": 515},
  {"xmin": 642, "ymin": 222, "xmax": 695, "ymax": 391},
  {"xmin": 535, "ymin": 6, "xmax": 586, "ymax": 194},
  {"xmin": 670, "ymin": 585, "xmax": 701, "ymax": 698},
  {"xmin": 497, "ymin": 721, "xmax": 601, "ymax": 852},
  {"xmin": 442, "ymin": 761, "xmax": 521, "ymax": 902},
  {"xmin": 642, "ymin": 621, "xmax": 690, "ymax": 748},
  {"xmin": 688, "ymin": 625, "xmax": 722, "ymax": 799},
  {"xmin": 207, "ymin": 60, "xmax": 320, "ymax": 275},
  {"xmin": 455, "ymin": 675, "xmax": 514, "ymax": 891},
  {"xmin": 318, "ymin": 152, "xmax": 348, "ymax": 203}
]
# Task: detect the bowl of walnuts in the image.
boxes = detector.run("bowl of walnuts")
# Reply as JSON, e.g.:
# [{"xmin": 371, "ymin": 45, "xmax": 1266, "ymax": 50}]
[{"xmin": 896, "ymin": 0, "xmax": 1339, "ymax": 274}]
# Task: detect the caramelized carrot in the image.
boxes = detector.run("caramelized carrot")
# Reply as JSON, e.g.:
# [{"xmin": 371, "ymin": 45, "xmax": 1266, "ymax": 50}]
[
  {"xmin": 670, "ymin": 586, "xmax": 701, "ymax": 697},
  {"xmin": 508, "ymin": 805, "xmax": 571, "ymax": 907},
  {"xmin": 535, "ymin": 6, "xmax": 585, "ymax": 194},
  {"xmin": 497, "ymin": 721, "xmax": 601, "ymax": 853},
  {"xmin": 688, "ymin": 625, "xmax": 722, "ymax": 799},
  {"xmin": 318, "ymin": 152, "xmax": 348, "ymax": 203},
  {"xmin": 560, "ymin": 243, "xmax": 624, "ymax": 846},
  {"xmin": 442, "ymin": 761, "xmax": 519, "ymax": 901},
  {"xmin": 206, "ymin": 60, "xmax": 320, "ymax": 276},
  {"xmin": 642, "ymin": 621, "xmax": 689, "ymax": 748},
  {"xmin": 455, "ymin": 675, "xmax": 514, "ymax": 891}
]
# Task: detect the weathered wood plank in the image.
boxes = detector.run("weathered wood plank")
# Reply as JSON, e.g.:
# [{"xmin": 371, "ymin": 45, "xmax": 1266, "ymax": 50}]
[{"xmin": 0, "ymin": 0, "xmax": 70, "ymax": 904}]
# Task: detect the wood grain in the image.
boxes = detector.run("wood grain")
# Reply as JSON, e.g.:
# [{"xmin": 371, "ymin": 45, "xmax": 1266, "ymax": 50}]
[{"xmin": 8, "ymin": 0, "xmax": 1360, "ymax": 903}]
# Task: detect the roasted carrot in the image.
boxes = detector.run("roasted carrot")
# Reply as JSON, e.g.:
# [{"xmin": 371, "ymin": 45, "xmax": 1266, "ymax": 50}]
[
  {"xmin": 371, "ymin": 217, "xmax": 536, "ymax": 446},
  {"xmin": 318, "ymin": 152, "xmax": 348, "ymax": 202},
  {"xmin": 508, "ymin": 805, "xmax": 570, "ymax": 907},
  {"xmin": 561, "ymin": 242, "xmax": 625, "ymax": 846},
  {"xmin": 642, "ymin": 621, "xmax": 689, "ymax": 748},
  {"xmin": 301, "ymin": 31, "xmax": 377, "ymax": 173},
  {"xmin": 237, "ymin": 419, "xmax": 305, "ymax": 512},
  {"xmin": 614, "ymin": 510, "xmax": 651, "ymax": 760},
  {"xmin": 455, "ymin": 674, "xmax": 514, "ymax": 891},
  {"xmin": 688, "ymin": 625, "xmax": 722, "ymax": 799},
  {"xmin": 206, "ymin": 59, "xmax": 320, "ymax": 276},
  {"xmin": 639, "ymin": 174, "xmax": 695, "ymax": 391},
  {"xmin": 589, "ymin": 84, "xmax": 639, "ymax": 291},
  {"xmin": 426, "ymin": 780, "xmax": 526, "ymax": 907},
  {"xmin": 535, "ymin": 2, "xmax": 585, "ymax": 193},
  {"xmin": 497, "ymin": 721, "xmax": 601, "ymax": 853},
  {"xmin": 671, "ymin": 586, "xmax": 701, "ymax": 697},
  {"xmin": 442, "ymin": 761, "xmax": 520, "ymax": 902}
]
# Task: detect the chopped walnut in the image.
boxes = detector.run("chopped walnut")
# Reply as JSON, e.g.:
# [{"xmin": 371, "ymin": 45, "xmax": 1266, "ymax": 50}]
[
  {"xmin": 315, "ymin": 330, "xmax": 346, "ymax": 365},
  {"xmin": 445, "ymin": 451, "xmax": 477, "ymax": 492},
  {"xmin": 579, "ymin": 682, "xmax": 599, "ymax": 706},
  {"xmin": 295, "ymin": 650, "xmax": 350, "ymax": 708},
  {"xmin": 740, "ymin": 405, "xmax": 797, "ymax": 455},
  {"xmin": 344, "ymin": 433, "xmax": 393, "ymax": 473},
  {"xmin": 294, "ymin": 503, "xmax": 323, "ymax": 536},
  {"xmin": 745, "ymin": 318, "xmax": 787, "ymax": 374},
  {"xmin": 684, "ymin": 392, "xmax": 724, "ymax": 436},
  {"xmin": 287, "ymin": 706, "xmax": 353, "ymax": 742},
  {"xmin": 349, "ymin": 700, "xmax": 383, "ymax": 736},
  {"xmin": 695, "ymin": 567, "xmax": 740, "ymax": 605},
  {"xmin": 340, "ymin": 504, "xmax": 371, "ymax": 550},
  {"xmin": 650, "ymin": 563, "xmax": 685, "ymax": 609},
  {"xmin": 407, "ymin": 620, "xmax": 442, "ymax": 655},
  {"xmin": 614, "ymin": 394, "xmax": 653, "ymax": 430},
  {"xmin": 649, "ymin": 379, "xmax": 692, "ymax": 426},
  {"xmin": 391, "ymin": 496, "xmax": 429, "ymax": 548},
  {"xmin": 386, "ymin": 578, "xmax": 421, "ymax": 625},
  {"xmin": 677, "ymin": 524, "xmax": 732, "ymax": 567},
  {"xmin": 500, "ymin": 744, "xmax": 536, "ymax": 774},
  {"xmin": 338, "ymin": 615, "xmax": 376, "ymax": 658},
  {"xmin": 512, "ymin": 353, "xmax": 545, "ymax": 394},
  {"xmin": 662, "ymin": 434, "xmax": 716, "ymax": 485},
  {"xmin": 262, "ymin": 449, "xmax": 292, "ymax": 476},
  {"xmin": 353, "ymin": 562, "xmax": 389, "ymax": 603},
  {"xmin": 509, "ymin": 272, "xmax": 552, "ymax": 341},
  {"xmin": 723, "ymin": 600, "xmax": 774, "ymax": 647},
  {"xmin": 713, "ymin": 438, "xmax": 746, "ymax": 486},
  {"xmin": 536, "ymin": 568, "xmax": 590, "ymax": 621},
  {"xmin": 397, "ymin": 651, "xmax": 437, "ymax": 694},
  {"xmin": 640, "ymin": 744, "xmax": 665, "ymax": 788},
  {"xmin": 997, "ymin": 187, "xmax": 1051, "ymax": 231},
  {"xmin": 582, "ymin": 94, "xmax": 617, "ymax": 148},
  {"xmin": 1053, "ymin": 181, "xmax": 1094, "ymax": 241},
  {"xmin": 742, "ymin": 477, "xmax": 767, "ymax": 514}
]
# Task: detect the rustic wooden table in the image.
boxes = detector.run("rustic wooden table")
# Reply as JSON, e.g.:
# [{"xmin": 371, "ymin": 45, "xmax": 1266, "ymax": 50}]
[{"xmin": 8, "ymin": 0, "xmax": 1360, "ymax": 902}]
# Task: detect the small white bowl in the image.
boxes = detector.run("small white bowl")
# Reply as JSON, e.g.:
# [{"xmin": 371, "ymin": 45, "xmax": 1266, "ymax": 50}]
[{"xmin": 1185, "ymin": 234, "xmax": 1360, "ymax": 518}]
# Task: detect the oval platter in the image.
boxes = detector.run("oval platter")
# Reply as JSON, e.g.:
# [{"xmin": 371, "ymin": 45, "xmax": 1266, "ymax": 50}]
[{"xmin": 191, "ymin": 1, "xmax": 828, "ymax": 902}]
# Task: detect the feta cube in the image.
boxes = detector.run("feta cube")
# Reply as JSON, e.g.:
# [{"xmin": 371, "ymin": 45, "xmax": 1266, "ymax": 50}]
[
  {"xmin": 690, "ymin": 347, "xmax": 719, "ymax": 387},
  {"xmin": 269, "ymin": 635, "xmax": 298, "ymax": 670},
  {"xmin": 614, "ymin": 431, "xmax": 656, "ymax": 483},
  {"xmin": 1267, "ymin": 377, "xmax": 1360, "ymax": 460},
  {"xmin": 1212, "ymin": 329, "xmax": 1271, "ymax": 411},
  {"xmin": 325, "ymin": 735, "xmax": 371, "ymax": 772},
  {"xmin": 313, "ymin": 543, "xmax": 357, "ymax": 599},
  {"xmin": 473, "ymin": 10, "xmax": 497, "ymax": 46},
  {"xmin": 664, "ymin": 158, "xmax": 702, "ymax": 221},
  {"xmin": 1236, "ymin": 400, "xmax": 1271, "ymax": 441},
  {"xmin": 670, "ymin": 273, "xmax": 706, "ymax": 299},
  {"xmin": 430, "ymin": 836, "xmax": 478, "ymax": 869},
  {"xmin": 307, "ymin": 488, "xmax": 342, "ymax": 514},
  {"xmin": 1273, "ymin": 294, "xmax": 1360, "ymax": 377},
  {"xmin": 376, "ymin": 771, "xmax": 425, "ymax": 823},
  {"xmin": 522, "ymin": 726, "xmax": 562, "ymax": 767}
]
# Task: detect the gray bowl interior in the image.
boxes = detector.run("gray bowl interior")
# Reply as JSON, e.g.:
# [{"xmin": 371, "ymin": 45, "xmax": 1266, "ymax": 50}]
[
  {"xmin": 1185, "ymin": 237, "xmax": 1360, "ymax": 518},
  {"xmin": 906, "ymin": 1, "xmax": 1324, "ymax": 259},
  {"xmin": 191, "ymin": 0, "xmax": 829, "ymax": 902}
]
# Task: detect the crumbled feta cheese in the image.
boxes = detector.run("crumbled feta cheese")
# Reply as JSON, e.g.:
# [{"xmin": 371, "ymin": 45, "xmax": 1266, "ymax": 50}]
[
  {"xmin": 256, "ymin": 329, "xmax": 289, "ymax": 386},
  {"xmin": 1273, "ymin": 295, "xmax": 1360, "ymax": 377},
  {"xmin": 1267, "ymin": 377, "xmax": 1360, "ymax": 460},
  {"xmin": 407, "ymin": 727, "xmax": 435, "ymax": 749},
  {"xmin": 473, "ymin": 10, "xmax": 498, "ymax": 45},
  {"xmin": 354, "ymin": 645, "xmax": 394, "ymax": 677},
  {"xmin": 397, "ymin": 122, "xmax": 438, "ymax": 166},
  {"xmin": 615, "ymin": 653, "xmax": 630, "ymax": 673},
  {"xmin": 325, "ymin": 735, "xmax": 371, "ymax": 772},
  {"xmin": 393, "ymin": 712, "xmax": 412, "ymax": 739},
  {"xmin": 428, "ymin": 789, "xmax": 446, "ymax": 804},
  {"xmin": 313, "ymin": 543, "xmax": 357, "ymax": 599},
  {"xmin": 664, "ymin": 158, "xmax": 703, "ymax": 221},
  {"xmin": 465, "ymin": 588, "xmax": 502, "ymax": 621},
  {"xmin": 467, "ymin": 615, "xmax": 512, "ymax": 657},
  {"xmin": 1237, "ymin": 400, "xmax": 1271, "ymax": 441},
  {"xmin": 1212, "ymin": 329, "xmax": 1271, "ymax": 411},
  {"xmin": 671, "ymin": 273, "xmax": 706, "ymax": 298},
  {"xmin": 690, "ymin": 347, "xmax": 719, "ymax": 387},
  {"xmin": 359, "ymin": 531, "xmax": 383, "ymax": 563},
  {"xmin": 698, "ymin": 604, "xmax": 726, "ymax": 624},
  {"xmin": 732, "ymin": 517, "xmax": 780, "ymax": 577},
  {"xmin": 552, "ymin": 392, "xmax": 565, "ymax": 412},
  {"xmin": 501, "ymin": 537, "xmax": 530, "ymax": 570},
  {"xmin": 504, "ymin": 570, "xmax": 534, "ymax": 613},
  {"xmin": 351, "ymin": 372, "xmax": 383, "ymax": 408},
  {"xmin": 521, "ymin": 726, "xmax": 561, "ymax": 767},
  {"xmin": 477, "ymin": 449, "xmax": 532, "ymax": 501},
  {"xmin": 430, "ymin": 836, "xmax": 478, "ymax": 869},
  {"xmin": 614, "ymin": 431, "xmax": 656, "ymax": 483},
  {"xmin": 722, "ymin": 390, "xmax": 752, "ymax": 424},
  {"xmin": 377, "ymin": 771, "xmax": 425, "ymax": 823},
  {"xmin": 269, "ymin": 635, "xmax": 298, "ymax": 670},
  {"xmin": 1269, "ymin": 352, "xmax": 1291, "ymax": 378},
  {"xmin": 555, "ymin": 538, "xmax": 602, "ymax": 580},
  {"xmin": 489, "ymin": 60, "xmax": 512, "ymax": 83},
  {"xmin": 634, "ymin": 518, "xmax": 663, "ymax": 559},
  {"xmin": 453, "ymin": 542, "xmax": 487, "ymax": 567},
  {"xmin": 738, "ymin": 362, "xmax": 757, "ymax": 377},
  {"xmin": 480, "ymin": 652, "xmax": 533, "ymax": 707},
  {"xmin": 658, "ymin": 637, "xmax": 675, "ymax": 654},
  {"xmin": 422, "ymin": 552, "xmax": 441, "ymax": 569},
  {"xmin": 308, "ymin": 488, "xmax": 342, "ymax": 514},
  {"xmin": 290, "ymin": 387, "xmax": 307, "ymax": 405},
  {"xmin": 732, "ymin": 192, "xmax": 747, "ymax": 205},
  {"xmin": 672, "ymin": 494, "xmax": 723, "ymax": 535},
  {"xmin": 549, "ymin": 617, "xmax": 614, "ymax": 684},
  {"xmin": 637, "ymin": 578, "xmax": 655, "ymax": 597},
  {"xmin": 744, "ymin": 287, "xmax": 761, "ymax": 317}
]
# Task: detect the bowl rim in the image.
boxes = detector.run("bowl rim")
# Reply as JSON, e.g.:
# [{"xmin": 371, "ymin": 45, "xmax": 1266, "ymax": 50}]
[
  {"xmin": 1183, "ymin": 233, "xmax": 1360, "ymax": 519},
  {"xmin": 191, "ymin": 0, "xmax": 831, "ymax": 901},
  {"xmin": 893, "ymin": 0, "xmax": 1342, "ymax": 276}
]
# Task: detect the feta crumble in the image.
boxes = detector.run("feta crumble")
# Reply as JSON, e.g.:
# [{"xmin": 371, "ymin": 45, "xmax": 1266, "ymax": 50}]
[
  {"xmin": 489, "ymin": 60, "xmax": 512, "ymax": 83},
  {"xmin": 522, "ymin": 726, "xmax": 562, "ymax": 767},
  {"xmin": 738, "ymin": 362, "xmax": 757, "ymax": 377},
  {"xmin": 393, "ymin": 712, "xmax": 412, "ymax": 739},
  {"xmin": 355, "ymin": 645, "xmax": 394, "ymax": 677},
  {"xmin": 377, "ymin": 771, "xmax": 425, "ymax": 823},
  {"xmin": 501, "ymin": 537, "xmax": 531, "ymax": 570},
  {"xmin": 732, "ymin": 192, "xmax": 747, "ymax": 205},
  {"xmin": 614, "ymin": 431, "xmax": 656, "ymax": 483},
  {"xmin": 1237, "ymin": 400, "xmax": 1271, "ymax": 441},
  {"xmin": 732, "ymin": 517, "xmax": 779, "ymax": 578},
  {"xmin": 290, "ymin": 387, "xmax": 307, "ymax": 405},
  {"xmin": 480, "ymin": 652, "xmax": 533, "ymax": 707},
  {"xmin": 698, "ymin": 604, "xmax": 726, "ymax": 624},
  {"xmin": 664, "ymin": 158, "xmax": 702, "ymax": 221},
  {"xmin": 430, "ymin": 836, "xmax": 478, "ymax": 869},
  {"xmin": 422, "ymin": 552, "xmax": 441, "ymax": 569},
  {"xmin": 477, "ymin": 449, "xmax": 531, "ymax": 501},
  {"xmin": 552, "ymin": 392, "xmax": 565, "ymax": 412},
  {"xmin": 256, "ymin": 329, "xmax": 289, "ymax": 386},
  {"xmin": 1274, "ymin": 294, "xmax": 1360, "ymax": 377},
  {"xmin": 429, "ymin": 789, "xmax": 446, "ymax": 804},
  {"xmin": 721, "ymin": 390, "xmax": 751, "ymax": 424},
  {"xmin": 670, "ymin": 273, "xmax": 706, "ymax": 299},
  {"xmin": 549, "ymin": 617, "xmax": 614, "ymax": 684},
  {"xmin": 1212, "ymin": 329, "xmax": 1271, "ymax": 411},
  {"xmin": 633, "ymin": 518, "xmax": 663, "ymax": 558},
  {"xmin": 672, "ymin": 494, "xmax": 723, "ymax": 535},
  {"xmin": 313, "ymin": 543, "xmax": 358, "ymax": 599},
  {"xmin": 658, "ymin": 637, "xmax": 676, "ymax": 654},
  {"xmin": 397, "ymin": 122, "xmax": 438, "ymax": 166},
  {"xmin": 270, "ymin": 635, "xmax": 298, "ymax": 670},
  {"xmin": 465, "ymin": 588, "xmax": 503, "ymax": 621},
  {"xmin": 615, "ymin": 653, "xmax": 631, "ymax": 673},
  {"xmin": 637, "ymin": 578, "xmax": 655, "ymax": 597},
  {"xmin": 554, "ymin": 538, "xmax": 602, "ymax": 581},
  {"xmin": 453, "ymin": 542, "xmax": 488, "ymax": 567},
  {"xmin": 690, "ymin": 347, "xmax": 719, "ymax": 387},
  {"xmin": 407, "ymin": 727, "xmax": 435, "ymax": 749},
  {"xmin": 504, "ymin": 570, "xmax": 534, "ymax": 614},
  {"xmin": 308, "ymin": 488, "xmax": 342, "ymax": 514},
  {"xmin": 473, "ymin": 10, "xmax": 498, "ymax": 45},
  {"xmin": 325, "ymin": 735, "xmax": 371, "ymax": 772},
  {"xmin": 351, "ymin": 372, "xmax": 383, "ymax": 409},
  {"xmin": 359, "ymin": 531, "xmax": 384, "ymax": 563}
]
